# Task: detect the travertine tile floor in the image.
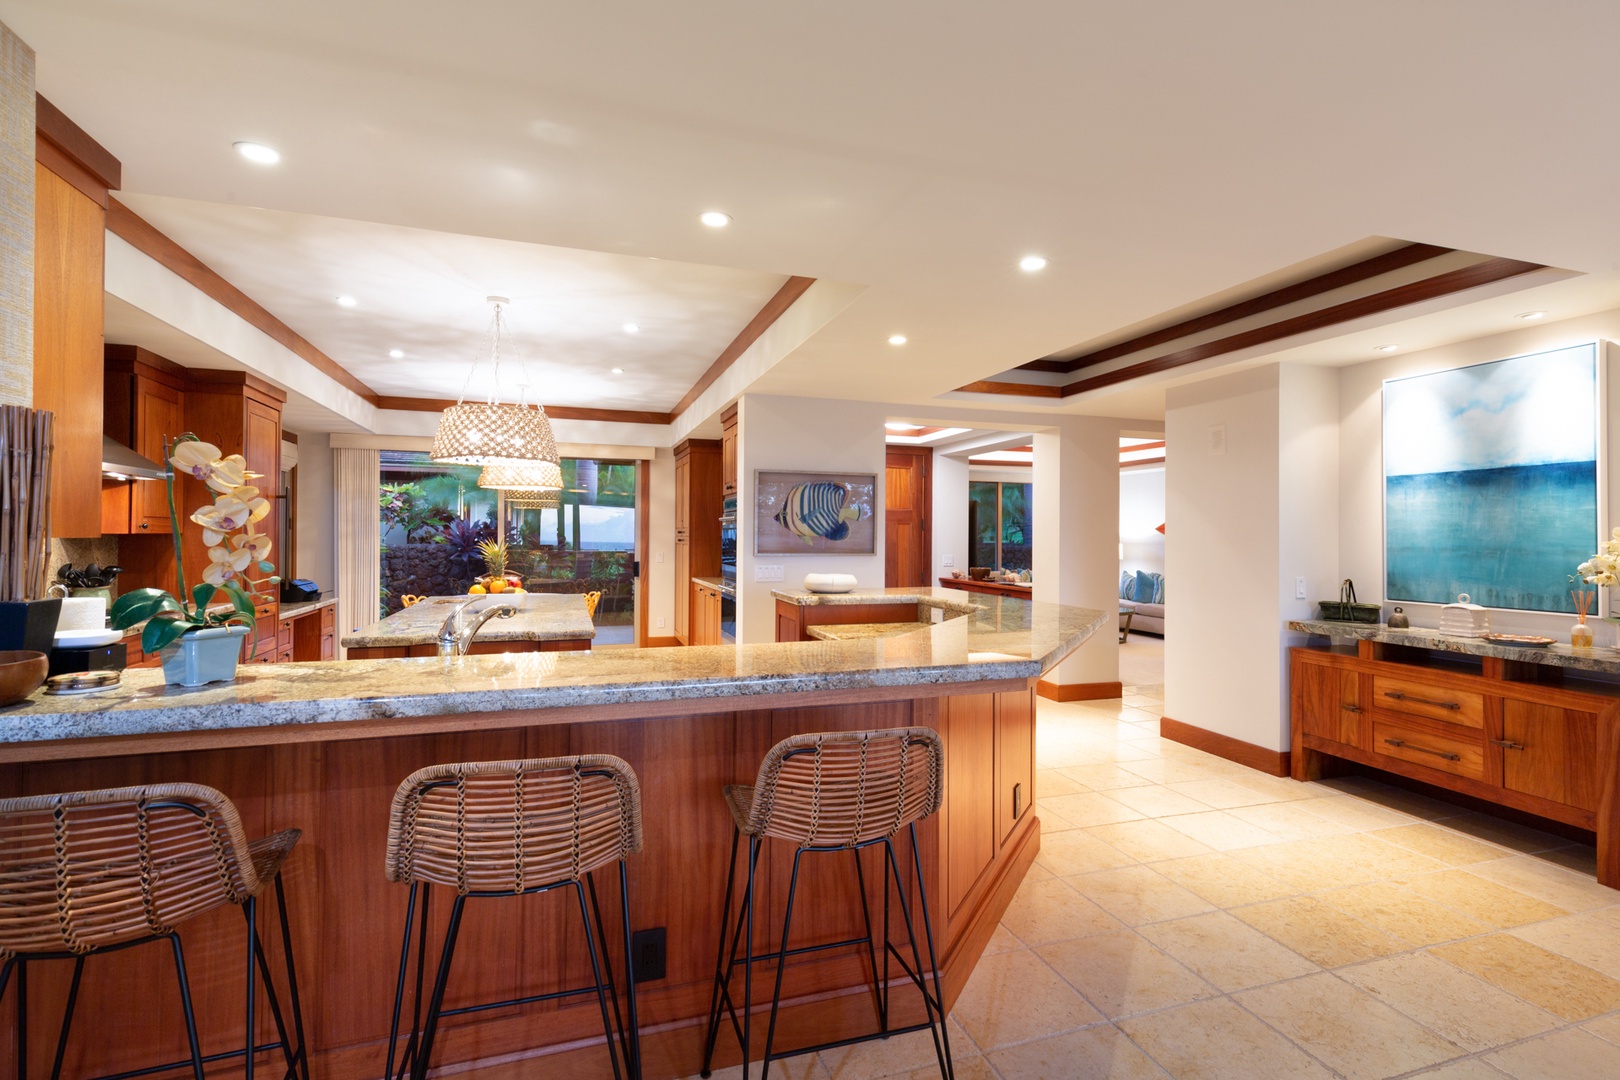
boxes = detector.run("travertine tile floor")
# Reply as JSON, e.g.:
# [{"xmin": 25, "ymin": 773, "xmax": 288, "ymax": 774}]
[{"xmin": 698, "ymin": 680, "xmax": 1620, "ymax": 1080}]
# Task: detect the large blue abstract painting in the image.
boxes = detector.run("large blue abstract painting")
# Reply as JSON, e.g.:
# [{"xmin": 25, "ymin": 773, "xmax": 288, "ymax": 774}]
[{"xmin": 1384, "ymin": 343, "xmax": 1599, "ymax": 613}]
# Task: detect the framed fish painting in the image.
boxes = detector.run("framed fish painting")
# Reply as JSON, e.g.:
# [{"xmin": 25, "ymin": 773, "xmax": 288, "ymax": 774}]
[
  {"xmin": 1383, "ymin": 342, "xmax": 1601, "ymax": 613},
  {"xmin": 754, "ymin": 470, "xmax": 878, "ymax": 555}
]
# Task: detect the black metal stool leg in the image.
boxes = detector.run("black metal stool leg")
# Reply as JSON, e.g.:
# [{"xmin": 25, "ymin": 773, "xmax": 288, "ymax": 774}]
[
  {"xmin": 273, "ymin": 875, "xmax": 310, "ymax": 1080},
  {"xmin": 742, "ymin": 835, "xmax": 760, "ymax": 1080},
  {"xmin": 850, "ymin": 846, "xmax": 884, "ymax": 1033},
  {"xmin": 586, "ymin": 872, "xmax": 630, "ymax": 1070},
  {"xmin": 891, "ymin": 831, "xmax": 953, "ymax": 1080},
  {"xmin": 385, "ymin": 882, "xmax": 421, "ymax": 1080},
  {"xmin": 48, "ymin": 955, "xmax": 85, "ymax": 1080},
  {"xmin": 618, "ymin": 860, "xmax": 642, "ymax": 1080},
  {"xmin": 412, "ymin": 892, "xmax": 466, "ymax": 1080},
  {"xmin": 759, "ymin": 847, "xmax": 807, "ymax": 1080},
  {"xmin": 909, "ymin": 824, "xmax": 954, "ymax": 1080},
  {"xmin": 248, "ymin": 920, "xmax": 297, "ymax": 1080},
  {"xmin": 169, "ymin": 935, "xmax": 207, "ymax": 1080},
  {"xmin": 700, "ymin": 826, "xmax": 742, "ymax": 1077},
  {"xmin": 244, "ymin": 895, "xmax": 258, "ymax": 1080},
  {"xmin": 574, "ymin": 882, "xmax": 625, "ymax": 1080}
]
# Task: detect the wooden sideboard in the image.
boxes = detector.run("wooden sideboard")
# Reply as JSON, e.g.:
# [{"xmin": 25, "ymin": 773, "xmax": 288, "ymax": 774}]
[
  {"xmin": 939, "ymin": 577, "xmax": 1035, "ymax": 600},
  {"xmin": 1290, "ymin": 640, "xmax": 1620, "ymax": 887}
]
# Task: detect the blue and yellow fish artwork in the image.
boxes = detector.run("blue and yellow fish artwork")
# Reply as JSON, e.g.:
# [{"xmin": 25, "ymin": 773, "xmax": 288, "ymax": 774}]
[{"xmin": 774, "ymin": 482, "xmax": 867, "ymax": 544}]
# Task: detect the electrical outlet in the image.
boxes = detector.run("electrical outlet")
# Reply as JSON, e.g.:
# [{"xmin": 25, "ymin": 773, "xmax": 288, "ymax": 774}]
[
  {"xmin": 755, "ymin": 564, "xmax": 784, "ymax": 582},
  {"xmin": 1295, "ymin": 576, "xmax": 1307, "ymax": 600},
  {"xmin": 1210, "ymin": 424, "xmax": 1227, "ymax": 455},
  {"xmin": 656, "ymin": 617, "xmax": 666, "ymax": 628},
  {"xmin": 631, "ymin": 927, "xmax": 666, "ymax": 983},
  {"xmin": 655, "ymin": 551, "xmax": 664, "ymax": 564},
  {"xmin": 942, "ymin": 555, "xmax": 955, "ymax": 568}
]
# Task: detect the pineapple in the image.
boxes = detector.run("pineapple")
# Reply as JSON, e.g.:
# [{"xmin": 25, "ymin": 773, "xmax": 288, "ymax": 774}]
[{"xmin": 475, "ymin": 538, "xmax": 509, "ymax": 585}]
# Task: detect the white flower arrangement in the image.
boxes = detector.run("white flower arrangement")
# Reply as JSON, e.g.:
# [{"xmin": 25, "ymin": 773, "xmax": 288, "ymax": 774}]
[{"xmin": 1577, "ymin": 528, "xmax": 1620, "ymax": 588}]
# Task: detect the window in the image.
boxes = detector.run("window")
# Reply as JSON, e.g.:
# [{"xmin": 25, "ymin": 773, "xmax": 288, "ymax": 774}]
[
  {"xmin": 378, "ymin": 453, "xmax": 639, "ymax": 640},
  {"xmin": 969, "ymin": 480, "xmax": 1032, "ymax": 571}
]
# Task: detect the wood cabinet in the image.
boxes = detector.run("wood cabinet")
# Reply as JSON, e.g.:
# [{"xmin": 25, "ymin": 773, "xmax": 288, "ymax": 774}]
[
  {"xmin": 1291, "ymin": 646, "xmax": 1620, "ymax": 887},
  {"xmin": 673, "ymin": 439, "xmax": 721, "ymax": 645},
  {"xmin": 292, "ymin": 604, "xmax": 337, "ymax": 662},
  {"xmin": 691, "ymin": 579, "xmax": 724, "ymax": 646},
  {"xmin": 721, "ymin": 402, "xmax": 738, "ymax": 497},
  {"xmin": 33, "ymin": 162, "xmax": 106, "ymax": 538},
  {"xmin": 774, "ymin": 599, "xmax": 922, "ymax": 643},
  {"xmin": 102, "ymin": 346, "xmax": 185, "ymax": 534}
]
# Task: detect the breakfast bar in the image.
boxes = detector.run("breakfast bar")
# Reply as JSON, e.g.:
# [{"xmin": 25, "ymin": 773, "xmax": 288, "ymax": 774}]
[
  {"xmin": 0, "ymin": 592, "xmax": 1103, "ymax": 1079},
  {"xmin": 342, "ymin": 592, "xmax": 596, "ymax": 658}
]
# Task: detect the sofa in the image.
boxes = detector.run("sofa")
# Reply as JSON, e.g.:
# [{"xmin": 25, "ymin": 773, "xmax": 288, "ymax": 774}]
[{"xmin": 1119, "ymin": 570, "xmax": 1164, "ymax": 637}]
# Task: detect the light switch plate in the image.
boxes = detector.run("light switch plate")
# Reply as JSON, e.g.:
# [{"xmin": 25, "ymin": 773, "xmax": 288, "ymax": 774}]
[
  {"xmin": 942, "ymin": 555, "xmax": 955, "ymax": 567},
  {"xmin": 1295, "ymin": 576, "xmax": 1307, "ymax": 599},
  {"xmin": 755, "ymin": 564, "xmax": 784, "ymax": 582}
]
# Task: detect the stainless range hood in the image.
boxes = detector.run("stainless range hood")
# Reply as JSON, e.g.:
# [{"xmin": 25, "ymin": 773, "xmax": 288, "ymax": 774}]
[{"xmin": 101, "ymin": 436, "xmax": 168, "ymax": 482}]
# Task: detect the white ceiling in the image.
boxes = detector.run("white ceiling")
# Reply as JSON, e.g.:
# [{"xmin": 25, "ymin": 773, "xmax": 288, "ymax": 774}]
[{"xmin": 12, "ymin": 1, "xmax": 1620, "ymax": 425}]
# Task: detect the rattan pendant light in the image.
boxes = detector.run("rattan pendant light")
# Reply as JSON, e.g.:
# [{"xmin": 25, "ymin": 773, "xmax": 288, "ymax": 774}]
[
  {"xmin": 502, "ymin": 488, "xmax": 562, "ymax": 511},
  {"xmin": 430, "ymin": 297, "xmax": 562, "ymax": 469},
  {"xmin": 478, "ymin": 461, "xmax": 564, "ymax": 493}
]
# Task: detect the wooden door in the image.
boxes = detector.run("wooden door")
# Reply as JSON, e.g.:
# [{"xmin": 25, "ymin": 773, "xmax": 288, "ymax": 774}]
[
  {"xmin": 674, "ymin": 455, "xmax": 690, "ymax": 538},
  {"xmin": 885, "ymin": 446, "xmax": 931, "ymax": 587},
  {"xmin": 997, "ymin": 688, "xmax": 1034, "ymax": 843},
  {"xmin": 1298, "ymin": 661, "xmax": 1362, "ymax": 748},
  {"xmin": 134, "ymin": 377, "xmax": 183, "ymax": 532},
  {"xmin": 673, "ymin": 540, "xmax": 691, "ymax": 643},
  {"xmin": 721, "ymin": 404, "xmax": 738, "ymax": 496},
  {"xmin": 1502, "ymin": 700, "xmax": 1603, "ymax": 811}
]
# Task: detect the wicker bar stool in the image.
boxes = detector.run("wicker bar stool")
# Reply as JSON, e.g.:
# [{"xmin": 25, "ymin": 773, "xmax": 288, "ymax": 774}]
[
  {"xmin": 383, "ymin": 755, "xmax": 644, "ymax": 1080},
  {"xmin": 0, "ymin": 784, "xmax": 308, "ymax": 1080},
  {"xmin": 699, "ymin": 727, "xmax": 953, "ymax": 1080}
]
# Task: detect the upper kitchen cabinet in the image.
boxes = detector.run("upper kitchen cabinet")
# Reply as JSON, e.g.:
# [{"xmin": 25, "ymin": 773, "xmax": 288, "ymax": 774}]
[
  {"xmin": 721, "ymin": 402, "xmax": 738, "ymax": 497},
  {"xmin": 33, "ymin": 96, "xmax": 121, "ymax": 538},
  {"xmin": 102, "ymin": 346, "xmax": 185, "ymax": 534}
]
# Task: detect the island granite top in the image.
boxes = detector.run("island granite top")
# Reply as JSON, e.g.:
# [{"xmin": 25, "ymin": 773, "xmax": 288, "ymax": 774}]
[
  {"xmin": 0, "ymin": 593, "xmax": 1106, "ymax": 749},
  {"xmin": 806, "ymin": 622, "xmax": 928, "ymax": 642},
  {"xmin": 343, "ymin": 593, "xmax": 595, "ymax": 649},
  {"xmin": 1289, "ymin": 619, "xmax": 1620, "ymax": 676},
  {"xmin": 771, "ymin": 586, "xmax": 980, "ymax": 616}
]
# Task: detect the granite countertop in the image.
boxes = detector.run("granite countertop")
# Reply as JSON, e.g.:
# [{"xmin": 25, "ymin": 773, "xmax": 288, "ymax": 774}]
[
  {"xmin": 279, "ymin": 597, "xmax": 338, "ymax": 620},
  {"xmin": 692, "ymin": 575, "xmax": 735, "ymax": 598},
  {"xmin": 1289, "ymin": 619, "xmax": 1620, "ymax": 676},
  {"xmin": 2, "ymin": 593, "xmax": 1106, "ymax": 747},
  {"xmin": 806, "ymin": 621, "xmax": 928, "ymax": 642},
  {"xmin": 342, "ymin": 594, "xmax": 595, "ymax": 648},
  {"xmin": 771, "ymin": 586, "xmax": 981, "ymax": 617}
]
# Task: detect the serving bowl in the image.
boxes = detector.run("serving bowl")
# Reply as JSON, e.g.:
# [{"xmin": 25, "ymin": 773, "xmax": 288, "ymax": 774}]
[{"xmin": 0, "ymin": 650, "xmax": 49, "ymax": 706}]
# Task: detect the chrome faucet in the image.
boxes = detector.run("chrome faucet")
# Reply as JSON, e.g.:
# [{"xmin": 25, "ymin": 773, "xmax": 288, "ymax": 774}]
[{"xmin": 437, "ymin": 601, "xmax": 518, "ymax": 657}]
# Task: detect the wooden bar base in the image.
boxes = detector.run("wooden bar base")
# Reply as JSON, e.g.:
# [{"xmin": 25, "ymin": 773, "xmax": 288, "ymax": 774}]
[{"xmin": 1036, "ymin": 680, "xmax": 1123, "ymax": 702}]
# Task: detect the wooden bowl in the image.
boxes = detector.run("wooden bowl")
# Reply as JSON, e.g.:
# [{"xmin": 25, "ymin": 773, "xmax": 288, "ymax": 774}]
[
  {"xmin": 968, "ymin": 567, "xmax": 992, "ymax": 581},
  {"xmin": 0, "ymin": 650, "xmax": 48, "ymax": 706}
]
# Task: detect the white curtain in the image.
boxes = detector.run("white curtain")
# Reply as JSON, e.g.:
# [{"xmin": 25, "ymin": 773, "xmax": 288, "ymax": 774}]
[{"xmin": 334, "ymin": 447, "xmax": 380, "ymax": 657}]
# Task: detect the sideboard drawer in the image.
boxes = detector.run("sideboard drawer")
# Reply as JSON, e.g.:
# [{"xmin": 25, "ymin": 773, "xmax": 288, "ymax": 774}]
[
  {"xmin": 1373, "ymin": 719, "xmax": 1485, "ymax": 780},
  {"xmin": 1372, "ymin": 676, "xmax": 1484, "ymax": 729}
]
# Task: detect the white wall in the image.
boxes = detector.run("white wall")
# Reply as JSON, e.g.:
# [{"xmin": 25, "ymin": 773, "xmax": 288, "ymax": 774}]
[
  {"xmin": 932, "ymin": 453, "xmax": 969, "ymax": 582},
  {"xmin": 1119, "ymin": 465, "xmax": 1165, "ymax": 576},
  {"xmin": 1165, "ymin": 365, "xmax": 1285, "ymax": 748},
  {"xmin": 1278, "ymin": 363, "xmax": 1341, "ymax": 723},
  {"xmin": 1033, "ymin": 416, "xmax": 1121, "ymax": 687},
  {"xmin": 1338, "ymin": 311, "xmax": 1620, "ymax": 640},
  {"xmin": 294, "ymin": 436, "xmax": 337, "ymax": 594},
  {"xmin": 736, "ymin": 393, "xmax": 888, "ymax": 643},
  {"xmin": 644, "ymin": 448, "xmax": 676, "ymax": 640}
]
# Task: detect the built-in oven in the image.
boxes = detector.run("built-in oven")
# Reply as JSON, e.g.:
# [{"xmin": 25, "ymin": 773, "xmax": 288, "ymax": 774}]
[
  {"xmin": 719, "ymin": 589, "xmax": 736, "ymax": 644},
  {"xmin": 719, "ymin": 496, "xmax": 737, "ymax": 588}
]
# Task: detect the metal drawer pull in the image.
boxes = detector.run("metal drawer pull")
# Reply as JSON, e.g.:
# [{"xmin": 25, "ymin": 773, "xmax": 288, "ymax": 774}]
[
  {"xmin": 1384, "ymin": 691, "xmax": 1461, "ymax": 711},
  {"xmin": 1341, "ymin": 704, "xmax": 1363, "ymax": 713},
  {"xmin": 1383, "ymin": 737, "xmax": 1461, "ymax": 761},
  {"xmin": 1491, "ymin": 739, "xmax": 1525, "ymax": 750}
]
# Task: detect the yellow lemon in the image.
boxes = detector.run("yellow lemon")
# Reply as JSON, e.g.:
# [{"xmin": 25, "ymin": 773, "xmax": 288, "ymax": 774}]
[{"xmin": 468, "ymin": 583, "xmax": 487, "ymax": 595}]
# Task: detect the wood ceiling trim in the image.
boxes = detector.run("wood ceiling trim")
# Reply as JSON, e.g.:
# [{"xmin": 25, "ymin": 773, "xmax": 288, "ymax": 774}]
[
  {"xmin": 668, "ymin": 275, "xmax": 816, "ymax": 418},
  {"xmin": 374, "ymin": 396, "xmax": 673, "ymax": 426},
  {"xmin": 953, "ymin": 380, "xmax": 1064, "ymax": 398},
  {"xmin": 107, "ymin": 197, "xmax": 383, "ymax": 406},
  {"xmin": 35, "ymin": 94, "xmax": 121, "ymax": 193},
  {"xmin": 1020, "ymin": 241, "xmax": 1455, "ymax": 375},
  {"xmin": 107, "ymin": 204, "xmax": 818, "ymax": 429},
  {"xmin": 968, "ymin": 457, "xmax": 1031, "ymax": 467},
  {"xmin": 1122, "ymin": 454, "xmax": 1166, "ymax": 468},
  {"xmin": 1060, "ymin": 256, "xmax": 1545, "ymax": 397}
]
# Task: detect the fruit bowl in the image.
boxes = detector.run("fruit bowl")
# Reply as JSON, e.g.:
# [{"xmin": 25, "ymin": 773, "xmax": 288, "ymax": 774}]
[
  {"xmin": 0, "ymin": 650, "xmax": 49, "ymax": 706},
  {"xmin": 468, "ymin": 575, "xmax": 526, "ymax": 596}
]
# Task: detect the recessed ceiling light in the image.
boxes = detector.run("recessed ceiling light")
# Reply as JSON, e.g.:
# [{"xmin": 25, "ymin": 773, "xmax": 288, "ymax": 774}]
[
  {"xmin": 623, "ymin": 323, "xmax": 640, "ymax": 334},
  {"xmin": 885, "ymin": 421, "xmax": 914, "ymax": 431},
  {"xmin": 1374, "ymin": 344, "xmax": 1400, "ymax": 352},
  {"xmin": 233, "ymin": 141, "xmax": 280, "ymax": 165},
  {"xmin": 388, "ymin": 348, "xmax": 404, "ymax": 359},
  {"xmin": 888, "ymin": 334, "xmax": 907, "ymax": 345},
  {"xmin": 699, "ymin": 211, "xmax": 732, "ymax": 228},
  {"xmin": 335, "ymin": 295, "xmax": 358, "ymax": 308},
  {"xmin": 1517, "ymin": 311, "xmax": 1547, "ymax": 320},
  {"xmin": 1019, "ymin": 255, "xmax": 1048, "ymax": 272},
  {"xmin": 611, "ymin": 367, "xmax": 624, "ymax": 375}
]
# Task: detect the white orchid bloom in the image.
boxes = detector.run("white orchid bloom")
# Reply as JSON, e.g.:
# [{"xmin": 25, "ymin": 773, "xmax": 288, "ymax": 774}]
[
  {"xmin": 192, "ymin": 496, "xmax": 252, "ymax": 534},
  {"xmin": 170, "ymin": 440, "xmax": 223, "ymax": 479},
  {"xmin": 203, "ymin": 454, "xmax": 252, "ymax": 494},
  {"xmin": 233, "ymin": 531, "xmax": 273, "ymax": 560},
  {"xmin": 203, "ymin": 543, "xmax": 254, "ymax": 585}
]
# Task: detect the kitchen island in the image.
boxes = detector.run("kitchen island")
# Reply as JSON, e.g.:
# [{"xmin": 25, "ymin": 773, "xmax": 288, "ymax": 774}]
[
  {"xmin": 0, "ymin": 591, "xmax": 1103, "ymax": 1079},
  {"xmin": 342, "ymin": 591, "xmax": 595, "ymax": 658}
]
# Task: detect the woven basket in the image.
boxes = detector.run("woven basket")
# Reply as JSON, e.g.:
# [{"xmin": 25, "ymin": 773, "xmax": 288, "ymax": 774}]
[{"xmin": 1318, "ymin": 579, "xmax": 1381, "ymax": 623}]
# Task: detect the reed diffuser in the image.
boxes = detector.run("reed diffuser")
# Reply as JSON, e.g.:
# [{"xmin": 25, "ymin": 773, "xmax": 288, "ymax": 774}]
[{"xmin": 1571, "ymin": 589, "xmax": 1595, "ymax": 650}]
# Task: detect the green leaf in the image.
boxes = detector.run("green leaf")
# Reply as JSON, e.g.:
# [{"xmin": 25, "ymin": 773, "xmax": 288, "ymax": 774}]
[
  {"xmin": 191, "ymin": 583, "xmax": 218, "ymax": 612},
  {"xmin": 111, "ymin": 589, "xmax": 183, "ymax": 630},
  {"xmin": 142, "ymin": 615, "xmax": 195, "ymax": 655},
  {"xmin": 223, "ymin": 585, "xmax": 258, "ymax": 633}
]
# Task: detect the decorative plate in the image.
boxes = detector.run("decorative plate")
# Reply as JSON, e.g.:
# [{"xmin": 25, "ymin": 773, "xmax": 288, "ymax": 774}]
[{"xmin": 1483, "ymin": 633, "xmax": 1557, "ymax": 648}]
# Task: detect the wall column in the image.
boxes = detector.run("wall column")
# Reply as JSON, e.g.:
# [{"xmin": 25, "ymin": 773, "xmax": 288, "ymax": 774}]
[
  {"xmin": 1032, "ymin": 416, "xmax": 1121, "ymax": 697},
  {"xmin": 0, "ymin": 22, "xmax": 33, "ymax": 406}
]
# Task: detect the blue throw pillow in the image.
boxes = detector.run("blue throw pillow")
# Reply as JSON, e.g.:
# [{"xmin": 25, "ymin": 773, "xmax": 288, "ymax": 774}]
[
  {"xmin": 1119, "ymin": 571, "xmax": 1135, "ymax": 600},
  {"xmin": 1135, "ymin": 571, "xmax": 1157, "ymax": 607},
  {"xmin": 1152, "ymin": 574, "xmax": 1165, "ymax": 604}
]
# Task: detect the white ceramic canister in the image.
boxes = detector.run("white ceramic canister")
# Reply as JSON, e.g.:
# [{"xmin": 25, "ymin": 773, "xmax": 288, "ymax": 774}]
[
  {"xmin": 803, "ymin": 573, "xmax": 859, "ymax": 594},
  {"xmin": 56, "ymin": 596, "xmax": 108, "ymax": 631}
]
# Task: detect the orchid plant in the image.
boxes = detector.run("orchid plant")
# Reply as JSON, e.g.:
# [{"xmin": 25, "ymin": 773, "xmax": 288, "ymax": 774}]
[
  {"xmin": 1577, "ymin": 529, "xmax": 1620, "ymax": 589},
  {"xmin": 110, "ymin": 434, "xmax": 279, "ymax": 656}
]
